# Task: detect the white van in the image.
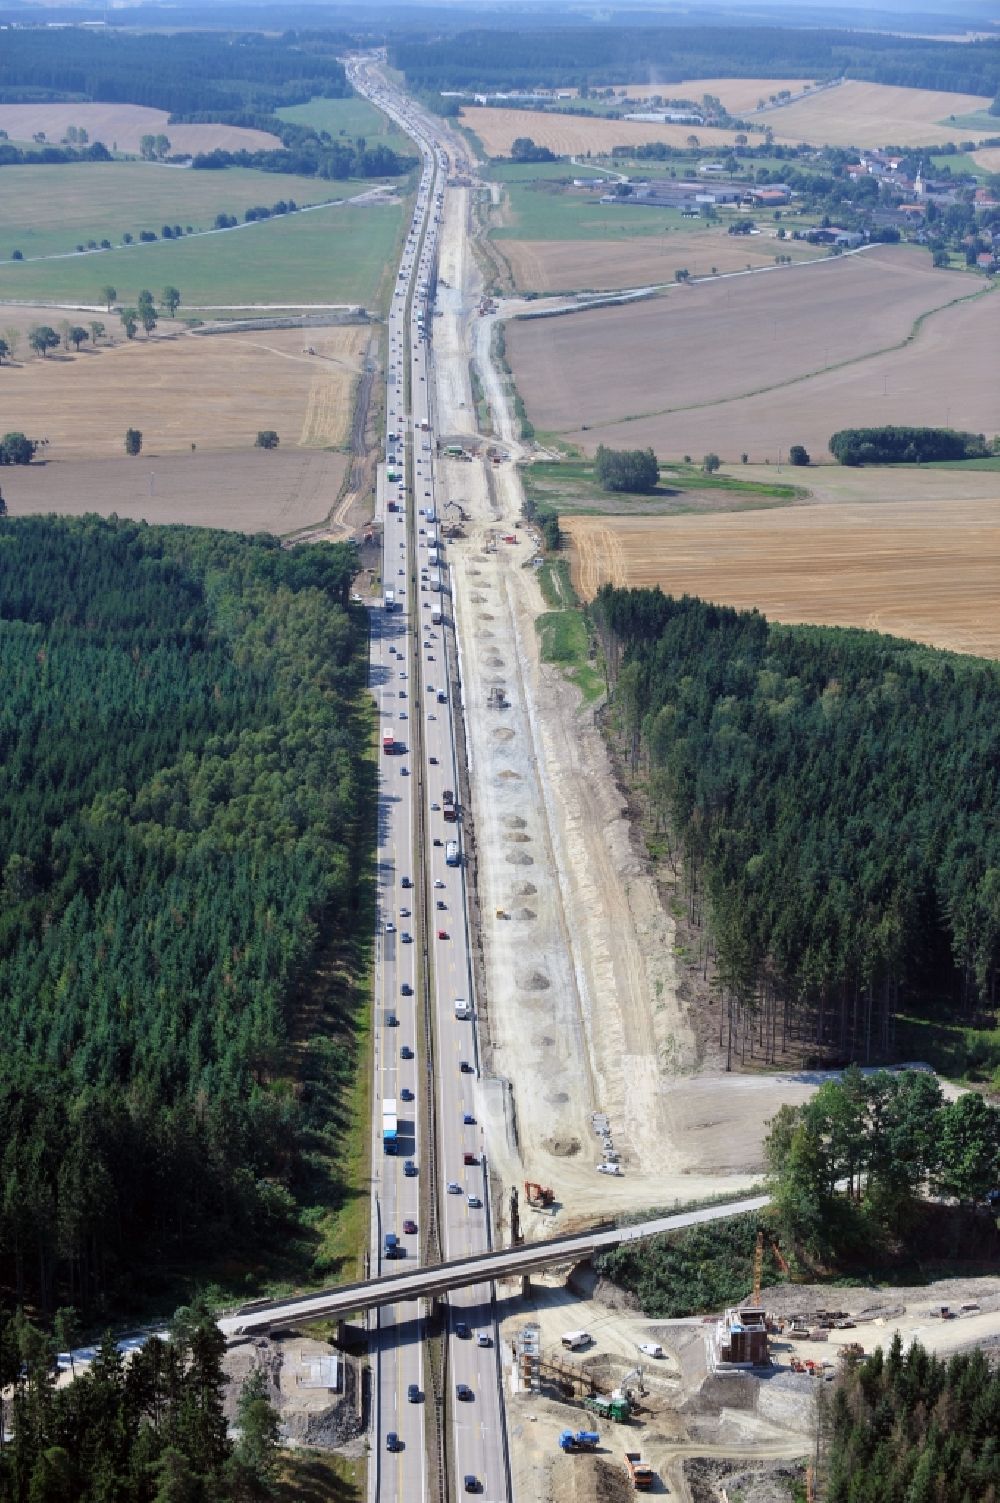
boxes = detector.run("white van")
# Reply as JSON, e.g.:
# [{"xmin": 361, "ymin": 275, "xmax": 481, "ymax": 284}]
[{"xmin": 454, "ymin": 998, "xmax": 470, "ymax": 1019}]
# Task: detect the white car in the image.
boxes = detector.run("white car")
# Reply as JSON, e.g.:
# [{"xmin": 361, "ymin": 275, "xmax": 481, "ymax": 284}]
[
  {"xmin": 434, "ymin": 880, "xmax": 445, "ymax": 889},
  {"xmin": 597, "ymin": 1163, "xmax": 622, "ymax": 1176},
  {"xmin": 447, "ymin": 1181, "xmax": 461, "ymax": 1195},
  {"xmin": 384, "ymin": 921, "xmax": 396, "ymax": 934}
]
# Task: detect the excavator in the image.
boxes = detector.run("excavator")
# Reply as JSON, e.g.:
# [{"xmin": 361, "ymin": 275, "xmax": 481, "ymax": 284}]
[{"xmin": 524, "ymin": 1180, "xmax": 555, "ymax": 1208}]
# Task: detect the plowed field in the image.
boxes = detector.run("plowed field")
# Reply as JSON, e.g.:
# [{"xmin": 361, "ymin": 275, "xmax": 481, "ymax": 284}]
[
  {"xmin": 507, "ymin": 245, "xmax": 999, "ymax": 461},
  {"xmin": 566, "ymin": 496, "xmax": 1000, "ymax": 658}
]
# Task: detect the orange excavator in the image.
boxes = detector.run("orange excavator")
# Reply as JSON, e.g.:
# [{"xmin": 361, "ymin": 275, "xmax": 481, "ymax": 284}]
[{"xmin": 524, "ymin": 1181, "xmax": 555, "ymax": 1208}]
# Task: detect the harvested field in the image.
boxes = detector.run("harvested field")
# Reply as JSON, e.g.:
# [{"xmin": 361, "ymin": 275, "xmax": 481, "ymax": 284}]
[
  {"xmin": 972, "ymin": 146, "xmax": 1000, "ymax": 173},
  {"xmin": 565, "ymin": 496, "xmax": 1000, "ymax": 658},
  {"xmin": 766, "ymin": 80, "xmax": 994, "ymax": 147},
  {"xmin": 500, "ymin": 231, "xmax": 816, "ymax": 293},
  {"xmin": 0, "ymin": 101, "xmax": 279, "ymax": 155},
  {"xmin": 461, "ymin": 106, "xmax": 742, "ymax": 158},
  {"xmin": 0, "ymin": 323, "xmax": 369, "ymax": 458},
  {"xmin": 610, "ymin": 77, "xmax": 813, "ymax": 114},
  {"xmin": 0, "ymin": 448, "xmax": 349, "ymax": 534},
  {"xmin": 506, "ymin": 246, "xmax": 1000, "ymax": 459}
]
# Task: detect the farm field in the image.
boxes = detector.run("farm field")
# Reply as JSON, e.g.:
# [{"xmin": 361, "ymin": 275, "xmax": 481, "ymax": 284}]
[
  {"xmin": 565, "ymin": 494, "xmax": 1000, "ymax": 658},
  {"xmin": 0, "ymin": 101, "xmax": 279, "ymax": 155},
  {"xmin": 0, "ymin": 162, "xmax": 360, "ymax": 261},
  {"xmin": 461, "ymin": 106, "xmax": 743, "ymax": 158},
  {"xmin": 972, "ymin": 146, "xmax": 1000, "ymax": 173},
  {"xmin": 278, "ymin": 93, "xmax": 412, "ymax": 151},
  {"xmin": 764, "ymin": 80, "xmax": 995, "ymax": 146},
  {"xmin": 0, "ymin": 196, "xmax": 405, "ymax": 310},
  {"xmin": 498, "ymin": 230, "xmax": 818, "ymax": 293},
  {"xmin": 507, "ymin": 246, "xmax": 1000, "ymax": 460},
  {"xmin": 0, "ymin": 322, "xmax": 370, "ymax": 458},
  {"xmin": 0, "ymin": 448, "xmax": 349, "ymax": 534}
]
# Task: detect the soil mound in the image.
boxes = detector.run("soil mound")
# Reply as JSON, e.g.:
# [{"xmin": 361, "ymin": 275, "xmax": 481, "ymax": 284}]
[
  {"xmin": 511, "ymin": 880, "xmax": 537, "ymax": 895},
  {"xmin": 516, "ymin": 967, "xmax": 550, "ymax": 991},
  {"xmin": 505, "ymin": 850, "xmax": 533, "ymax": 863},
  {"xmin": 503, "ymin": 815, "xmax": 527, "ymax": 829}
]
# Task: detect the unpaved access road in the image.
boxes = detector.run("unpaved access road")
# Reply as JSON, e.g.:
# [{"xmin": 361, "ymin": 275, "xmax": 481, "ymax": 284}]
[{"xmin": 432, "ymin": 159, "xmax": 865, "ymax": 1236}]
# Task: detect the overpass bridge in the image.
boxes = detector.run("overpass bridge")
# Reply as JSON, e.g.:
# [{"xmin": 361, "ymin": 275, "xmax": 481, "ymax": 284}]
[{"xmin": 219, "ymin": 1194, "xmax": 768, "ymax": 1338}]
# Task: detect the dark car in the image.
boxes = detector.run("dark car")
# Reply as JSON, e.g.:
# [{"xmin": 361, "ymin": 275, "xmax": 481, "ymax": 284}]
[
  {"xmin": 460, "ymin": 1060, "xmax": 473, "ymax": 1073},
  {"xmin": 401, "ymin": 1045, "xmax": 414, "ymax": 1060},
  {"xmin": 401, "ymin": 982, "xmax": 413, "ymax": 997},
  {"xmin": 403, "ymin": 1217, "xmax": 417, "ymax": 1234},
  {"xmin": 454, "ymin": 1320, "xmax": 469, "ymax": 1338},
  {"xmin": 401, "ymin": 876, "xmax": 412, "ymax": 889},
  {"xmin": 387, "ymin": 1432, "xmax": 402, "ymax": 1452},
  {"xmin": 400, "ymin": 1088, "xmax": 414, "ymax": 1102},
  {"xmin": 456, "ymin": 1383, "xmax": 473, "ymax": 1401},
  {"xmin": 464, "ymin": 1478, "xmax": 479, "ymax": 1495},
  {"xmin": 463, "ymin": 1111, "xmax": 475, "ymax": 1125},
  {"xmin": 386, "ymin": 1012, "xmax": 399, "ymax": 1028},
  {"xmin": 407, "ymin": 1383, "xmax": 420, "ymax": 1403},
  {"xmin": 403, "ymin": 1159, "xmax": 417, "ymax": 1176}
]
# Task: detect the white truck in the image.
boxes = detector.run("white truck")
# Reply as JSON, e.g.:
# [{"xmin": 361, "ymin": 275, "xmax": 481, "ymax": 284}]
[
  {"xmin": 454, "ymin": 998, "xmax": 471, "ymax": 1020},
  {"xmin": 561, "ymin": 1331, "xmax": 592, "ymax": 1351},
  {"xmin": 383, "ymin": 588, "xmax": 396, "ymax": 613}
]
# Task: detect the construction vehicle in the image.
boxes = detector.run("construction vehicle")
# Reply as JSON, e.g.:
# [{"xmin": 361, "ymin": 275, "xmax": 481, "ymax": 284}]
[
  {"xmin": 584, "ymin": 1395, "xmax": 630, "ymax": 1423},
  {"xmin": 558, "ymin": 1430, "xmax": 599, "ymax": 1452},
  {"xmin": 496, "ymin": 908, "xmax": 508, "ymax": 920},
  {"xmin": 524, "ymin": 1181, "xmax": 555, "ymax": 1208},
  {"xmin": 624, "ymin": 1451, "xmax": 654, "ymax": 1490}
]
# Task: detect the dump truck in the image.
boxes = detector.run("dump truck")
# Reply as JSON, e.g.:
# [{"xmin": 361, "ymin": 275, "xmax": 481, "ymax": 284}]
[
  {"xmin": 625, "ymin": 1452, "xmax": 654, "ymax": 1490},
  {"xmin": 584, "ymin": 1395, "xmax": 630, "ymax": 1423},
  {"xmin": 558, "ymin": 1430, "xmax": 599, "ymax": 1452}
]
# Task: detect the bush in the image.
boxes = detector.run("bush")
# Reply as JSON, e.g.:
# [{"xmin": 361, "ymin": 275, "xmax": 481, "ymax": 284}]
[
  {"xmin": 124, "ymin": 428, "xmax": 142, "ymax": 457},
  {"xmin": 788, "ymin": 444, "xmax": 810, "ymax": 466},
  {"xmin": 702, "ymin": 452, "xmax": 721, "ymax": 474},
  {"xmin": 256, "ymin": 430, "xmax": 279, "ymax": 450},
  {"xmin": 0, "ymin": 432, "xmax": 37, "ymax": 465},
  {"xmin": 595, "ymin": 444, "xmax": 659, "ymax": 494}
]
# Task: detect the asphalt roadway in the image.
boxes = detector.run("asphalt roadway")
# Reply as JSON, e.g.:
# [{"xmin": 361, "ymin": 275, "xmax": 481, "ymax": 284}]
[{"xmin": 347, "ymin": 61, "xmax": 508, "ymax": 1503}]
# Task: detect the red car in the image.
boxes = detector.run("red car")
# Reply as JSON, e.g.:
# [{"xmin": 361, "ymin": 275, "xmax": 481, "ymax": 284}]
[
  {"xmin": 437, "ymin": 929, "xmax": 448, "ymax": 940},
  {"xmin": 403, "ymin": 1218, "xmax": 417, "ymax": 1234}
]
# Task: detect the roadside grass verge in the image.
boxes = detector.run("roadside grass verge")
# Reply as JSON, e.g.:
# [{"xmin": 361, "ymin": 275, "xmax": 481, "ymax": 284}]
[
  {"xmin": 536, "ymin": 556, "xmax": 576, "ymax": 607},
  {"xmin": 537, "ymin": 606, "xmax": 604, "ymax": 703},
  {"xmin": 919, "ymin": 456, "xmax": 1000, "ymax": 471}
]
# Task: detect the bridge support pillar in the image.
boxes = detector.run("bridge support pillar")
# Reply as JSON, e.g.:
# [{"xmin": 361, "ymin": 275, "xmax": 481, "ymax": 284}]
[{"xmin": 521, "ymin": 1274, "xmax": 531, "ymax": 1300}]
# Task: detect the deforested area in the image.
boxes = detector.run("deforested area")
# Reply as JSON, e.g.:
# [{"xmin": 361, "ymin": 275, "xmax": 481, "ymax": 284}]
[
  {"xmin": 591, "ymin": 586, "xmax": 1000, "ymax": 1068},
  {"xmin": 0, "ymin": 516, "xmax": 371, "ymax": 1316}
]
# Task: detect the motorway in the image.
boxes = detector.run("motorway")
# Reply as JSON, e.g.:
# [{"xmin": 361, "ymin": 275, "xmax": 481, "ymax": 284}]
[{"xmin": 346, "ymin": 59, "xmax": 508, "ymax": 1503}]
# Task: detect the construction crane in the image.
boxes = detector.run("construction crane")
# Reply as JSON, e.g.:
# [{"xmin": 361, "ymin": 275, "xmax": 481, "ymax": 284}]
[{"xmin": 752, "ymin": 1229, "xmax": 764, "ymax": 1305}]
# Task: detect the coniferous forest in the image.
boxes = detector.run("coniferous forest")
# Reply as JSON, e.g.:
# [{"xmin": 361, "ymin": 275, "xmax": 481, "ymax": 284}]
[
  {"xmin": 0, "ymin": 516, "xmax": 370, "ymax": 1319},
  {"xmin": 593, "ymin": 588, "xmax": 1000, "ymax": 1065},
  {"xmin": 823, "ymin": 1338, "xmax": 1000, "ymax": 1503}
]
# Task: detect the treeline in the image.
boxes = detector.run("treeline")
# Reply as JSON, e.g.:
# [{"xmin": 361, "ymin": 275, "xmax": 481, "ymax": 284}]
[
  {"xmin": 830, "ymin": 425, "xmax": 992, "ymax": 465},
  {"xmin": 823, "ymin": 1338, "xmax": 1000, "ymax": 1503},
  {"xmin": 393, "ymin": 26, "xmax": 1000, "ymax": 99},
  {"xmin": 593, "ymin": 589, "xmax": 1000, "ymax": 1065},
  {"xmin": 192, "ymin": 140, "xmax": 414, "ymax": 180},
  {"xmin": 0, "ymin": 516, "xmax": 370, "ymax": 1317},
  {"xmin": 767, "ymin": 1069, "xmax": 1000, "ymax": 1262},
  {"xmin": 0, "ymin": 28, "xmax": 349, "ymax": 116},
  {"xmin": 0, "ymin": 140, "xmax": 112, "ymax": 168},
  {"xmin": 0, "ymin": 1307, "xmax": 277, "ymax": 1502}
]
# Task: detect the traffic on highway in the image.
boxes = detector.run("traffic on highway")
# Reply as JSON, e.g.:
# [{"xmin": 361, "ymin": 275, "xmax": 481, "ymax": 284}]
[{"xmin": 348, "ymin": 58, "xmax": 509, "ymax": 1503}]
